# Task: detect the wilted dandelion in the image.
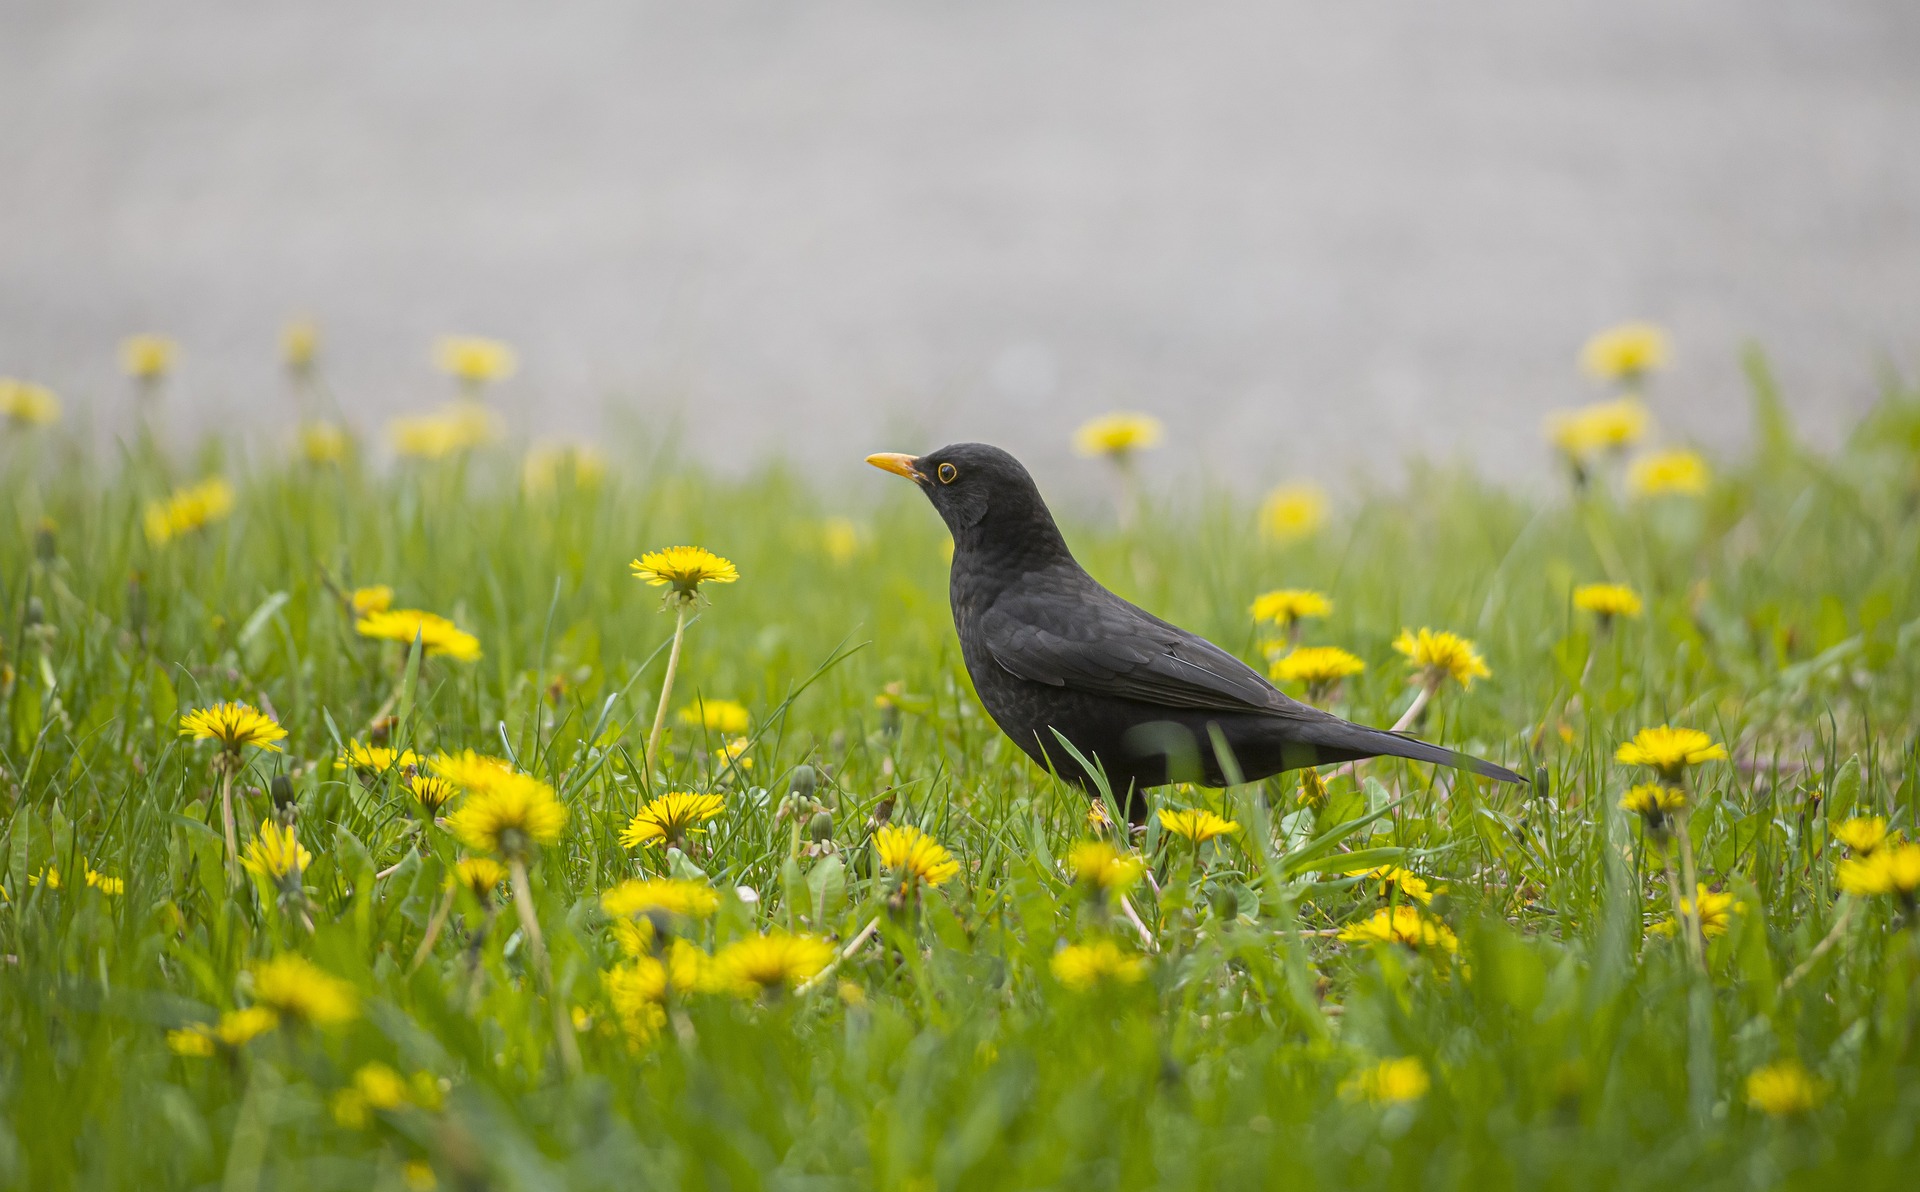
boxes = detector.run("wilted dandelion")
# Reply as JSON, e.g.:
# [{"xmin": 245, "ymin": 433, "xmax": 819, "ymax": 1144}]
[
  {"xmin": 620, "ymin": 791, "xmax": 726, "ymax": 850},
  {"xmin": 1259, "ymin": 482, "xmax": 1328, "ymax": 543},
  {"xmin": 1573, "ymin": 582, "xmax": 1644, "ymax": 626},
  {"xmin": 1629, "ymin": 448, "xmax": 1711, "ymax": 497},
  {"xmin": 714, "ymin": 932, "xmax": 834, "ymax": 996},
  {"xmin": 1339, "ymin": 905, "xmax": 1459, "ymax": 953},
  {"xmin": 1341, "ymin": 1057, "xmax": 1431, "ymax": 1104},
  {"xmin": 1581, "ymin": 322, "xmax": 1670, "ymax": 383},
  {"xmin": 1050, "ymin": 939, "xmax": 1147, "ymax": 991},
  {"xmin": 143, "ymin": 478, "xmax": 235, "ymax": 545},
  {"xmin": 0, "ymin": 379, "xmax": 61, "ymax": 428},
  {"xmin": 1157, "ymin": 807, "xmax": 1239, "ymax": 846},
  {"xmin": 873, "ymin": 823, "xmax": 962, "ymax": 889},
  {"xmin": 249, "ymin": 954, "xmax": 358, "ymax": 1027},
  {"xmin": 434, "ymin": 336, "xmax": 517, "ymax": 388},
  {"xmin": 355, "ymin": 608, "xmax": 481, "ymax": 662},
  {"xmin": 522, "ymin": 442, "xmax": 605, "ymax": 495},
  {"xmin": 122, "ymin": 334, "xmax": 178, "ymax": 382},
  {"xmin": 1616, "ymin": 726, "xmax": 1726, "ymax": 782},
  {"xmin": 1746, "ymin": 1062, "xmax": 1821, "ymax": 1117},
  {"xmin": 239, "ymin": 820, "xmax": 311, "ymax": 884}
]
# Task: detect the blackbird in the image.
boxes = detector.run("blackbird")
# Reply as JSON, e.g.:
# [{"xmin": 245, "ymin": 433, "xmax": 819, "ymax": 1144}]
[{"xmin": 867, "ymin": 443, "xmax": 1523, "ymax": 805}]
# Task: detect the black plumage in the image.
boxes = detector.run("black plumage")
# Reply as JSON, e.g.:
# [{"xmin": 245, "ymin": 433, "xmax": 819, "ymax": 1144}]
[{"xmin": 867, "ymin": 443, "xmax": 1523, "ymax": 806}]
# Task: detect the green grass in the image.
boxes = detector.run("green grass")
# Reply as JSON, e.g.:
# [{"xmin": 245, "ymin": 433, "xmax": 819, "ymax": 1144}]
[{"xmin": 4, "ymin": 370, "xmax": 1920, "ymax": 1191}]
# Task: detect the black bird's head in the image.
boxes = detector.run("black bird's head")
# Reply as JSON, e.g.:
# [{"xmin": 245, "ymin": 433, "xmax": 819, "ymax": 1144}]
[{"xmin": 867, "ymin": 443, "xmax": 1070, "ymax": 560}]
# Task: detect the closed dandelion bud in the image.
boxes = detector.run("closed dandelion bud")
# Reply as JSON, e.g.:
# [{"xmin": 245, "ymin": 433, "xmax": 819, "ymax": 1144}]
[
  {"xmin": 1207, "ymin": 885, "xmax": 1240, "ymax": 922},
  {"xmin": 789, "ymin": 764, "xmax": 817, "ymax": 801},
  {"xmin": 24, "ymin": 597, "xmax": 44, "ymax": 628},
  {"xmin": 270, "ymin": 774, "xmax": 297, "ymax": 813},
  {"xmin": 34, "ymin": 520, "xmax": 56, "ymax": 563},
  {"xmin": 807, "ymin": 810, "xmax": 834, "ymax": 842}
]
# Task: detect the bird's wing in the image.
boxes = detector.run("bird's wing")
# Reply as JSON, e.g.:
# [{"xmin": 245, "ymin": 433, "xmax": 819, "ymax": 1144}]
[{"xmin": 978, "ymin": 585, "xmax": 1292, "ymax": 714}]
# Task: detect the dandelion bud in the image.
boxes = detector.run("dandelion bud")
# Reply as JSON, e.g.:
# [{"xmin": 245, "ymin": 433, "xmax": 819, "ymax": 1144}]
[
  {"xmin": 789, "ymin": 764, "xmax": 818, "ymax": 801},
  {"xmin": 270, "ymin": 774, "xmax": 297, "ymax": 813},
  {"xmin": 23, "ymin": 597, "xmax": 44, "ymax": 628},
  {"xmin": 807, "ymin": 810, "xmax": 834, "ymax": 843},
  {"xmin": 1207, "ymin": 885, "xmax": 1241, "ymax": 922},
  {"xmin": 34, "ymin": 520, "xmax": 56, "ymax": 563}
]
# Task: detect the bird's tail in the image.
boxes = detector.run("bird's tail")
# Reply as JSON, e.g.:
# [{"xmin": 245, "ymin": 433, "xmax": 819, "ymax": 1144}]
[{"xmin": 1295, "ymin": 720, "xmax": 1526, "ymax": 784}]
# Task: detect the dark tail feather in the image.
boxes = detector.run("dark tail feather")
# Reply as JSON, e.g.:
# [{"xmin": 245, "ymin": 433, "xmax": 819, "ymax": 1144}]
[{"xmin": 1298, "ymin": 720, "xmax": 1526, "ymax": 784}]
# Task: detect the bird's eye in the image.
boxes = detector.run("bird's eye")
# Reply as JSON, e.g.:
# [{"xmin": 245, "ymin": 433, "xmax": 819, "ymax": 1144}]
[{"xmin": 938, "ymin": 463, "xmax": 958, "ymax": 484}]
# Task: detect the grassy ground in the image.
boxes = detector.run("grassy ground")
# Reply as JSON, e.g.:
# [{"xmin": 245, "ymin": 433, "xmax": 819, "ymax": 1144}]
[{"xmin": 4, "ymin": 364, "xmax": 1920, "ymax": 1191}]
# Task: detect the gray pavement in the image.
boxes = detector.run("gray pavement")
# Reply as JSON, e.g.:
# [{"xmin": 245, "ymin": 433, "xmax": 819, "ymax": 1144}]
[{"xmin": 2, "ymin": 1, "xmax": 1917, "ymax": 498}]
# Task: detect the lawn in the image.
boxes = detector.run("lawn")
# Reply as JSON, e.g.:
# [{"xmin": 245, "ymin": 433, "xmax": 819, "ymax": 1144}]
[{"xmin": 2, "ymin": 345, "xmax": 1919, "ymax": 1190}]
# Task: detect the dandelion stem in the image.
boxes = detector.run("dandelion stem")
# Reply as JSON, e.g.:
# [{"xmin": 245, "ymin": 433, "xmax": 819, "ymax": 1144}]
[
  {"xmin": 409, "ymin": 887, "xmax": 457, "ymax": 974},
  {"xmin": 507, "ymin": 855, "xmax": 582, "ymax": 1077},
  {"xmin": 1119, "ymin": 893, "xmax": 1159, "ymax": 952},
  {"xmin": 645, "ymin": 604, "xmax": 691, "ymax": 774},
  {"xmin": 795, "ymin": 915, "xmax": 883, "ymax": 995},
  {"xmin": 1390, "ymin": 681, "xmax": 1436, "ymax": 735},
  {"xmin": 219, "ymin": 764, "xmax": 240, "ymax": 885},
  {"xmin": 1675, "ymin": 814, "xmax": 1706, "ymax": 971}
]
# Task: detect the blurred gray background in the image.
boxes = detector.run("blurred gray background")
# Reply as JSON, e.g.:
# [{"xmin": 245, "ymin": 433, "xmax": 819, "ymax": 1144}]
[{"xmin": 2, "ymin": 0, "xmax": 1917, "ymax": 491}]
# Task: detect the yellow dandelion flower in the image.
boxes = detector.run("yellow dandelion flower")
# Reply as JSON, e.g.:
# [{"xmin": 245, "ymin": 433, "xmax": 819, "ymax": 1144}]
[
  {"xmin": 1573, "ymin": 583, "xmax": 1644, "ymax": 620},
  {"xmin": 1268, "ymin": 645, "xmax": 1367, "ymax": 687},
  {"xmin": 1344, "ymin": 865, "xmax": 1437, "ymax": 906},
  {"xmin": 1746, "ymin": 1062, "xmax": 1820, "ymax": 1116},
  {"xmin": 337, "ymin": 740, "xmax": 419, "ymax": 773},
  {"xmin": 1832, "ymin": 817, "xmax": 1887, "ymax": 856},
  {"xmin": 822, "ymin": 517, "xmax": 861, "ymax": 564},
  {"xmin": 240, "ymin": 820, "xmax": 311, "ymax": 882},
  {"xmin": 1628, "ymin": 448, "xmax": 1711, "ymax": 498},
  {"xmin": 678, "ymin": 698, "xmax": 750, "ymax": 734},
  {"xmin": 1073, "ymin": 412, "xmax": 1164, "ymax": 458},
  {"xmin": 0, "ymin": 379, "xmax": 61, "ymax": 428},
  {"xmin": 445, "ymin": 772, "xmax": 566, "ymax": 857},
  {"xmin": 430, "ymin": 749, "xmax": 515, "ymax": 791},
  {"xmin": 1616, "ymin": 726, "xmax": 1727, "ymax": 780},
  {"xmin": 1619, "ymin": 784, "xmax": 1688, "ymax": 834},
  {"xmin": 299, "ymin": 421, "xmax": 349, "ymax": 464},
  {"xmin": 250, "ymin": 954, "xmax": 358, "ymax": 1026},
  {"xmin": 714, "ymin": 932, "xmax": 834, "ymax": 995},
  {"xmin": 522, "ymin": 442, "xmax": 605, "ymax": 495},
  {"xmin": 1580, "ymin": 322, "xmax": 1670, "ymax": 381},
  {"xmin": 1545, "ymin": 397, "xmax": 1650, "ymax": 461},
  {"xmin": 631, "ymin": 546, "xmax": 739, "ymax": 604},
  {"xmin": 450, "ymin": 856, "xmax": 508, "ymax": 899},
  {"xmin": 84, "ymin": 866, "xmax": 124, "ymax": 896},
  {"xmin": 1338, "ymin": 905, "xmax": 1459, "ymax": 953},
  {"xmin": 168, "ymin": 1006, "xmax": 279, "ymax": 1056},
  {"xmin": 620, "ymin": 791, "xmax": 726, "ymax": 849},
  {"xmin": 1050, "ymin": 939, "xmax": 1148, "ymax": 991},
  {"xmin": 873, "ymin": 823, "xmax": 962, "ymax": 887},
  {"xmin": 389, "ymin": 405, "xmax": 499, "ymax": 459},
  {"xmin": 347, "ymin": 585, "xmax": 393, "ymax": 616},
  {"xmin": 1835, "ymin": 843, "xmax": 1920, "ymax": 899},
  {"xmin": 122, "ymin": 334, "xmax": 178, "ymax": 381},
  {"xmin": 601, "ymin": 878, "xmax": 720, "ymax": 921},
  {"xmin": 355, "ymin": 609, "xmax": 481, "ymax": 662},
  {"xmin": 1250, "ymin": 588, "xmax": 1333, "ymax": 626},
  {"xmin": 282, "ymin": 319, "xmax": 320, "ymax": 372},
  {"xmin": 408, "ymin": 774, "xmax": 460, "ymax": 813},
  {"xmin": 179, "ymin": 702, "xmax": 286, "ymax": 754},
  {"xmin": 1260, "ymin": 483, "xmax": 1328, "ymax": 543},
  {"xmin": 1651, "ymin": 884, "xmax": 1743, "ymax": 939},
  {"xmin": 1064, "ymin": 840, "xmax": 1144, "ymax": 893},
  {"xmin": 1157, "ymin": 807, "xmax": 1240, "ymax": 845},
  {"xmin": 143, "ymin": 478, "xmax": 235, "ymax": 545},
  {"xmin": 434, "ymin": 336, "xmax": 517, "ymax": 385},
  {"xmin": 1341, "ymin": 1057, "xmax": 1431, "ymax": 1104},
  {"xmin": 402, "ymin": 1161, "xmax": 436, "ymax": 1191},
  {"xmin": 1392, "ymin": 628, "xmax": 1490, "ymax": 689}
]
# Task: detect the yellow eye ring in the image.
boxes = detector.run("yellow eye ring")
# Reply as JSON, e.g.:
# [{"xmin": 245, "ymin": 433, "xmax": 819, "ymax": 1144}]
[{"xmin": 938, "ymin": 463, "xmax": 958, "ymax": 484}]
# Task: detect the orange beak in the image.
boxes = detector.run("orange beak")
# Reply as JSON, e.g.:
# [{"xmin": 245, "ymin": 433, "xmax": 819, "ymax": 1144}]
[{"xmin": 865, "ymin": 452, "xmax": 927, "ymax": 484}]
